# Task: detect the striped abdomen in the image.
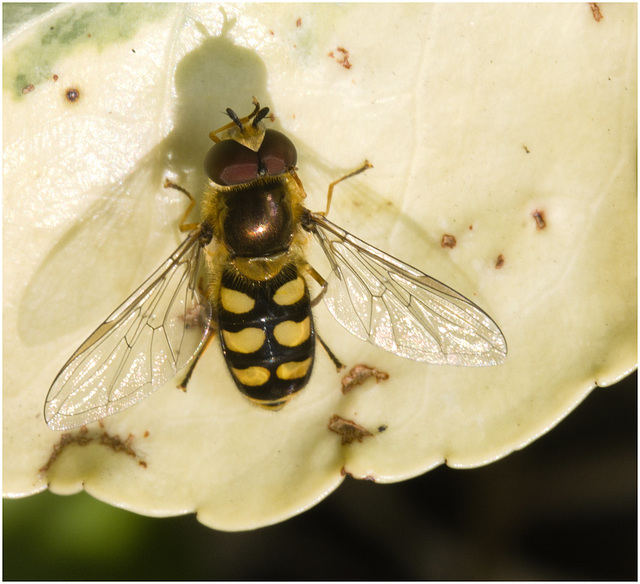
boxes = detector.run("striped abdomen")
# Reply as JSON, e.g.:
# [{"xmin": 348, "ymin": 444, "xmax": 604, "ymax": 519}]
[{"xmin": 216, "ymin": 263, "xmax": 314, "ymax": 409}]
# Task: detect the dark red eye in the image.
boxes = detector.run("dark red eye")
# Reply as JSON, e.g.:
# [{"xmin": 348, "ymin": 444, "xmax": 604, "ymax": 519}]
[
  {"xmin": 204, "ymin": 129, "xmax": 297, "ymax": 185},
  {"xmin": 204, "ymin": 139, "xmax": 260, "ymax": 186},
  {"xmin": 258, "ymin": 129, "xmax": 297, "ymax": 176}
]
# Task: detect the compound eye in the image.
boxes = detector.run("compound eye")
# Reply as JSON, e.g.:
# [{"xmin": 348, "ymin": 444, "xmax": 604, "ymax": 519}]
[
  {"xmin": 204, "ymin": 140, "xmax": 260, "ymax": 185},
  {"xmin": 258, "ymin": 129, "xmax": 297, "ymax": 176}
]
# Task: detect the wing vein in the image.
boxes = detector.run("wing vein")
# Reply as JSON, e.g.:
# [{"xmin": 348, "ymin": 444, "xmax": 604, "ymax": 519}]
[
  {"xmin": 45, "ymin": 228, "xmax": 213, "ymax": 430},
  {"xmin": 308, "ymin": 212, "xmax": 507, "ymax": 366}
]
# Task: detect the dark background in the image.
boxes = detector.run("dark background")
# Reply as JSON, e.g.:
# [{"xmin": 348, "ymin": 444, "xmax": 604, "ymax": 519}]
[{"xmin": 4, "ymin": 371, "xmax": 636, "ymax": 580}]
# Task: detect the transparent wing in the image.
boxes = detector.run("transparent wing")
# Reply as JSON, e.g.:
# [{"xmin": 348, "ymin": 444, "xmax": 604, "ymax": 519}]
[
  {"xmin": 308, "ymin": 212, "xmax": 507, "ymax": 366},
  {"xmin": 44, "ymin": 228, "xmax": 213, "ymax": 431}
]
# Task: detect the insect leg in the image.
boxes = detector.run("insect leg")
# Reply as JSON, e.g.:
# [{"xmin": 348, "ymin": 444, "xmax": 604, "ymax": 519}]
[
  {"xmin": 177, "ymin": 327, "xmax": 217, "ymax": 391},
  {"xmin": 316, "ymin": 333, "xmax": 345, "ymax": 372},
  {"xmin": 324, "ymin": 160, "xmax": 373, "ymax": 216},
  {"xmin": 303, "ymin": 264, "xmax": 345, "ymax": 371},
  {"xmin": 163, "ymin": 179, "xmax": 199, "ymax": 232},
  {"xmin": 177, "ymin": 270, "xmax": 217, "ymax": 391},
  {"xmin": 305, "ymin": 264, "xmax": 328, "ymax": 307}
]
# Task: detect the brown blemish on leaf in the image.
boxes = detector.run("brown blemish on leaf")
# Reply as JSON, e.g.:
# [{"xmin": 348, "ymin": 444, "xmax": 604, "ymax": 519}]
[
  {"xmin": 532, "ymin": 210, "xmax": 546, "ymax": 230},
  {"xmin": 66, "ymin": 88, "xmax": 80, "ymax": 103},
  {"xmin": 340, "ymin": 467, "xmax": 377, "ymax": 481},
  {"xmin": 495, "ymin": 254, "xmax": 505, "ymax": 269},
  {"xmin": 441, "ymin": 234, "xmax": 457, "ymax": 249},
  {"xmin": 589, "ymin": 3, "xmax": 603, "ymax": 21},
  {"xmin": 378, "ymin": 425, "xmax": 388, "ymax": 433},
  {"xmin": 523, "ymin": 144, "xmax": 530, "ymax": 153},
  {"xmin": 329, "ymin": 415, "xmax": 374, "ymax": 445},
  {"xmin": 341, "ymin": 364, "xmax": 389, "ymax": 394},
  {"xmin": 52, "ymin": 74, "xmax": 59, "ymax": 82},
  {"xmin": 328, "ymin": 47, "xmax": 352, "ymax": 69},
  {"xmin": 40, "ymin": 428, "xmax": 146, "ymax": 472},
  {"xmin": 99, "ymin": 432, "xmax": 138, "ymax": 458},
  {"xmin": 296, "ymin": 17, "xmax": 302, "ymax": 27},
  {"xmin": 22, "ymin": 84, "xmax": 35, "ymax": 94},
  {"xmin": 40, "ymin": 427, "xmax": 91, "ymax": 472}
]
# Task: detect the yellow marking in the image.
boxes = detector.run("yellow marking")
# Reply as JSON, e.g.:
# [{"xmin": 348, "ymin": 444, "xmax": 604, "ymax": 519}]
[
  {"xmin": 222, "ymin": 328, "xmax": 265, "ymax": 353},
  {"xmin": 246, "ymin": 395, "xmax": 293, "ymax": 411},
  {"xmin": 273, "ymin": 276, "xmax": 306, "ymax": 306},
  {"xmin": 232, "ymin": 366, "xmax": 270, "ymax": 386},
  {"xmin": 273, "ymin": 317, "xmax": 311, "ymax": 347},
  {"xmin": 220, "ymin": 287, "xmax": 255, "ymax": 314},
  {"xmin": 234, "ymin": 253, "xmax": 288, "ymax": 282},
  {"xmin": 276, "ymin": 358, "xmax": 313, "ymax": 380}
]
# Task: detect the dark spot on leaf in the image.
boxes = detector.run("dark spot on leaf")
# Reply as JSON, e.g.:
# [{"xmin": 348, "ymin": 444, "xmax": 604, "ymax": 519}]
[
  {"xmin": 21, "ymin": 84, "xmax": 35, "ymax": 94},
  {"xmin": 441, "ymin": 234, "xmax": 457, "ymax": 248},
  {"xmin": 532, "ymin": 210, "xmax": 546, "ymax": 230},
  {"xmin": 495, "ymin": 254, "xmax": 505, "ymax": 269},
  {"xmin": 66, "ymin": 88, "xmax": 80, "ymax": 103},
  {"xmin": 296, "ymin": 17, "xmax": 302, "ymax": 27}
]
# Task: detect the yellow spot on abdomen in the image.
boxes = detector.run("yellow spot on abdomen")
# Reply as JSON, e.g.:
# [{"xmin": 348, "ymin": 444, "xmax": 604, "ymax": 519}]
[
  {"xmin": 220, "ymin": 287, "xmax": 255, "ymax": 314},
  {"xmin": 273, "ymin": 276, "xmax": 306, "ymax": 306},
  {"xmin": 222, "ymin": 328, "xmax": 265, "ymax": 353},
  {"xmin": 276, "ymin": 358, "xmax": 313, "ymax": 380},
  {"xmin": 231, "ymin": 366, "xmax": 270, "ymax": 386},
  {"xmin": 273, "ymin": 317, "xmax": 311, "ymax": 347},
  {"xmin": 247, "ymin": 395, "xmax": 293, "ymax": 410}
]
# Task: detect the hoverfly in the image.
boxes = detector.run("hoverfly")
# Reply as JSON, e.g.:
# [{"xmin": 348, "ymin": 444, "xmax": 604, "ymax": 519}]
[{"xmin": 44, "ymin": 99, "xmax": 507, "ymax": 431}]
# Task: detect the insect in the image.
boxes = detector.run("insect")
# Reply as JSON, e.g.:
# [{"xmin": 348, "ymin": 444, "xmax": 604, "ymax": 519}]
[{"xmin": 44, "ymin": 99, "xmax": 507, "ymax": 431}]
